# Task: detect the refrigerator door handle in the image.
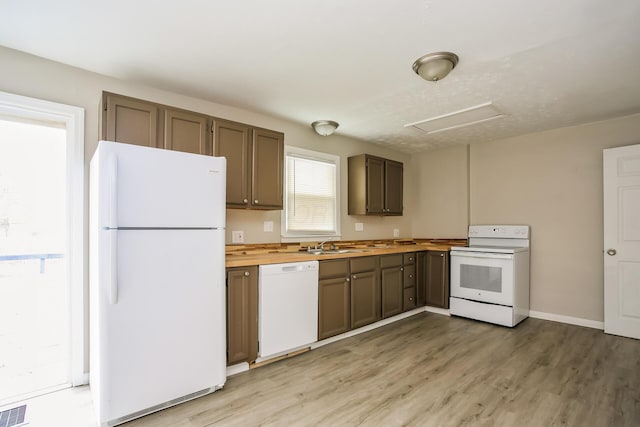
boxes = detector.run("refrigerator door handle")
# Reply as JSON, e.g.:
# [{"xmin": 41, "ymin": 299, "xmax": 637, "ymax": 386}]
[
  {"xmin": 109, "ymin": 230, "xmax": 118, "ymax": 304},
  {"xmin": 107, "ymin": 153, "xmax": 118, "ymax": 229},
  {"xmin": 107, "ymin": 153, "xmax": 119, "ymax": 304}
]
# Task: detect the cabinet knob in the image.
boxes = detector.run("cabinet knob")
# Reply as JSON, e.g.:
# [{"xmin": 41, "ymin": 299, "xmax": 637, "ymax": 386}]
[
  {"xmin": 244, "ymin": 271, "xmax": 250, "ymax": 276},
  {"xmin": 409, "ymin": 257, "xmax": 413, "ymax": 262},
  {"xmin": 409, "ymin": 297, "xmax": 413, "ymax": 301},
  {"xmin": 352, "ymin": 275, "xmax": 357, "ymax": 279},
  {"xmin": 409, "ymin": 274, "xmax": 413, "ymax": 279},
  {"xmin": 243, "ymin": 198, "xmax": 248, "ymax": 203},
  {"xmin": 400, "ymin": 267, "xmax": 404, "ymax": 271},
  {"xmin": 254, "ymin": 199, "xmax": 259, "ymax": 204},
  {"xmin": 440, "ymin": 253, "xmax": 444, "ymax": 257},
  {"xmin": 346, "ymin": 277, "xmax": 350, "ymax": 282}
]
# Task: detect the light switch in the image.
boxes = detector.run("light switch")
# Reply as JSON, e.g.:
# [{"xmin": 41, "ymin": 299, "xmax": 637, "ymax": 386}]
[
  {"xmin": 355, "ymin": 222, "xmax": 364, "ymax": 232},
  {"xmin": 264, "ymin": 221, "xmax": 274, "ymax": 232},
  {"xmin": 393, "ymin": 229, "xmax": 400, "ymax": 238}
]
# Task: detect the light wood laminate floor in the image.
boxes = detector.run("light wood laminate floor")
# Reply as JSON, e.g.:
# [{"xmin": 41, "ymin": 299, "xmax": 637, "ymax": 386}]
[{"xmin": 124, "ymin": 313, "xmax": 640, "ymax": 427}]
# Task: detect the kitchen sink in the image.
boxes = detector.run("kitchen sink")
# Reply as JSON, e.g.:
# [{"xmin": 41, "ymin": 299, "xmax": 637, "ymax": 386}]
[{"xmin": 305, "ymin": 249, "xmax": 369, "ymax": 255}]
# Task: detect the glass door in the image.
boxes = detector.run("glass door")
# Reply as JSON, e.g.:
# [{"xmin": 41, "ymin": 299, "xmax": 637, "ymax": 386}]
[{"xmin": 0, "ymin": 117, "xmax": 70, "ymax": 404}]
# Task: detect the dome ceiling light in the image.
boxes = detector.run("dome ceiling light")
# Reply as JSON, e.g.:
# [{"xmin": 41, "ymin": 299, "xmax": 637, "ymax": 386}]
[
  {"xmin": 412, "ymin": 52, "xmax": 459, "ymax": 82},
  {"xmin": 311, "ymin": 120, "xmax": 339, "ymax": 136}
]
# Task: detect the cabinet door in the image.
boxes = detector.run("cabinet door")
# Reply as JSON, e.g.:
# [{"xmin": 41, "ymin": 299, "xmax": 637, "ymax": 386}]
[
  {"xmin": 351, "ymin": 270, "xmax": 380, "ymax": 329},
  {"xmin": 214, "ymin": 119, "xmax": 251, "ymax": 208},
  {"xmin": 318, "ymin": 277, "xmax": 350, "ymax": 340},
  {"xmin": 381, "ymin": 266, "xmax": 403, "ymax": 318},
  {"xmin": 403, "ymin": 287, "xmax": 416, "ymax": 311},
  {"xmin": 104, "ymin": 93, "xmax": 159, "ymax": 147},
  {"xmin": 366, "ymin": 156, "xmax": 385, "ymax": 214},
  {"xmin": 251, "ymin": 128, "xmax": 284, "ymax": 209},
  {"xmin": 425, "ymin": 251, "xmax": 450, "ymax": 308},
  {"xmin": 164, "ymin": 109, "xmax": 210, "ymax": 155},
  {"xmin": 416, "ymin": 252, "xmax": 427, "ymax": 307},
  {"xmin": 385, "ymin": 159, "xmax": 403, "ymax": 215},
  {"xmin": 226, "ymin": 267, "xmax": 258, "ymax": 365}
]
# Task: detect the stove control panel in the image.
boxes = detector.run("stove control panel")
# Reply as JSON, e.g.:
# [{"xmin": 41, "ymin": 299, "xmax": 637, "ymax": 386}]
[{"xmin": 468, "ymin": 225, "xmax": 529, "ymax": 239}]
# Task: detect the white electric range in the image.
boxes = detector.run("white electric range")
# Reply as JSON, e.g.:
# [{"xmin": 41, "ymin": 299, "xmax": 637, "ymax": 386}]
[{"xmin": 449, "ymin": 225, "xmax": 530, "ymax": 327}]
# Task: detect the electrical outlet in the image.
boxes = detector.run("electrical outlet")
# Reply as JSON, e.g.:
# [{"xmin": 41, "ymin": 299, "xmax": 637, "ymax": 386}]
[
  {"xmin": 263, "ymin": 221, "xmax": 274, "ymax": 232},
  {"xmin": 393, "ymin": 228, "xmax": 400, "ymax": 238},
  {"xmin": 355, "ymin": 222, "xmax": 364, "ymax": 232},
  {"xmin": 231, "ymin": 230, "xmax": 244, "ymax": 243}
]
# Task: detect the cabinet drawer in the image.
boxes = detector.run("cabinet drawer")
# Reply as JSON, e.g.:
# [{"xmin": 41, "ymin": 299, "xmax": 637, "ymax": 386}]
[
  {"xmin": 319, "ymin": 259, "xmax": 350, "ymax": 279},
  {"xmin": 403, "ymin": 252, "xmax": 416, "ymax": 265},
  {"xmin": 380, "ymin": 254, "xmax": 403, "ymax": 269},
  {"xmin": 403, "ymin": 264, "xmax": 415, "ymax": 288},
  {"xmin": 350, "ymin": 256, "xmax": 377, "ymax": 273},
  {"xmin": 403, "ymin": 287, "xmax": 416, "ymax": 311}
]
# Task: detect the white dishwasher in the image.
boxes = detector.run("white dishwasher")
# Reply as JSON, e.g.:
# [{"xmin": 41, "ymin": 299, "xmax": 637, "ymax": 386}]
[{"xmin": 258, "ymin": 261, "xmax": 319, "ymax": 360}]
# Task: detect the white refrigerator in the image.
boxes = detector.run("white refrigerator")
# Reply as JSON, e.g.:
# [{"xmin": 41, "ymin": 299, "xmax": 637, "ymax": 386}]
[{"xmin": 89, "ymin": 141, "xmax": 227, "ymax": 426}]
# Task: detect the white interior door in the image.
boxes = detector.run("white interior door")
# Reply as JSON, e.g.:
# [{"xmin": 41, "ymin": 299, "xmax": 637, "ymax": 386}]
[{"xmin": 604, "ymin": 143, "xmax": 640, "ymax": 339}]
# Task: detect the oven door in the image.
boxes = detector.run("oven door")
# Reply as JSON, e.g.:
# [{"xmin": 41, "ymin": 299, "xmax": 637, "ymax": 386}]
[{"xmin": 450, "ymin": 251, "xmax": 514, "ymax": 306}]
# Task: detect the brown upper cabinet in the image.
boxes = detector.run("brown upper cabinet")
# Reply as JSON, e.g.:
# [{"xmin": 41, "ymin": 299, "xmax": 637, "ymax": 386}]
[
  {"xmin": 214, "ymin": 119, "xmax": 284, "ymax": 210},
  {"xmin": 163, "ymin": 109, "xmax": 211, "ymax": 155},
  {"xmin": 101, "ymin": 92, "xmax": 284, "ymax": 210},
  {"xmin": 103, "ymin": 92, "xmax": 159, "ymax": 148},
  {"xmin": 348, "ymin": 154, "xmax": 403, "ymax": 215},
  {"xmin": 102, "ymin": 92, "xmax": 211, "ymax": 155}
]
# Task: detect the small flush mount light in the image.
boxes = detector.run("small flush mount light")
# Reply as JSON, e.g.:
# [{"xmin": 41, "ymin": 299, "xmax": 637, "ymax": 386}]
[
  {"xmin": 311, "ymin": 120, "xmax": 339, "ymax": 136},
  {"xmin": 412, "ymin": 52, "xmax": 459, "ymax": 82}
]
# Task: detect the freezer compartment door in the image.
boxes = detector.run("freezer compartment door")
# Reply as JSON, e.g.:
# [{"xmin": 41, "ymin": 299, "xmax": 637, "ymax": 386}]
[
  {"xmin": 97, "ymin": 229, "xmax": 226, "ymax": 421},
  {"xmin": 94, "ymin": 141, "xmax": 226, "ymax": 228}
]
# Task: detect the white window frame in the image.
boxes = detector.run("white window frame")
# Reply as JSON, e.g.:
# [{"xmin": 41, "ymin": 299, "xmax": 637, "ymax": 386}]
[
  {"xmin": 0, "ymin": 91, "xmax": 85, "ymax": 386},
  {"xmin": 281, "ymin": 146, "xmax": 341, "ymax": 242}
]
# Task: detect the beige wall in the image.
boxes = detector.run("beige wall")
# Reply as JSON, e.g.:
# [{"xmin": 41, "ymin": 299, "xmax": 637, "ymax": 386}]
[
  {"xmin": 470, "ymin": 114, "xmax": 640, "ymax": 322},
  {"xmin": 412, "ymin": 113, "xmax": 640, "ymax": 322},
  {"xmin": 410, "ymin": 144, "xmax": 469, "ymax": 239}
]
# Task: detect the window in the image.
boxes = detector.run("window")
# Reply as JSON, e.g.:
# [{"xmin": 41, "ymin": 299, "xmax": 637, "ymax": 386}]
[{"xmin": 282, "ymin": 146, "xmax": 340, "ymax": 240}]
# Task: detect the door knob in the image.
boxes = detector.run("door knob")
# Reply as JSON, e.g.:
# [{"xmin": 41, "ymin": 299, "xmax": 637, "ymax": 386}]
[{"xmin": 606, "ymin": 249, "xmax": 617, "ymax": 256}]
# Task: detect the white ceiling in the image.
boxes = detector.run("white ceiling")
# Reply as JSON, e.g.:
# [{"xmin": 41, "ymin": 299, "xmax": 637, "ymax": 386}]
[{"xmin": 2, "ymin": 0, "xmax": 640, "ymax": 153}]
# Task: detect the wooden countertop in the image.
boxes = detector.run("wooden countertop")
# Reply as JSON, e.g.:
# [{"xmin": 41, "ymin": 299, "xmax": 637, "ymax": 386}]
[{"xmin": 225, "ymin": 239, "xmax": 466, "ymax": 268}]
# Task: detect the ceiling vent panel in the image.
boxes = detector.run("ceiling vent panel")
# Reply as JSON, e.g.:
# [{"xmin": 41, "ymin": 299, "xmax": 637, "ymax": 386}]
[{"xmin": 405, "ymin": 102, "xmax": 505, "ymax": 134}]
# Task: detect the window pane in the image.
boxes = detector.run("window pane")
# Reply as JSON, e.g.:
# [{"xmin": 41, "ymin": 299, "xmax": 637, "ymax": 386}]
[{"xmin": 286, "ymin": 154, "xmax": 337, "ymax": 233}]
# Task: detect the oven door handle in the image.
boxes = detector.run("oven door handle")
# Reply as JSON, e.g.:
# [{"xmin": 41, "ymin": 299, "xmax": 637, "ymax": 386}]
[{"xmin": 450, "ymin": 252, "xmax": 514, "ymax": 260}]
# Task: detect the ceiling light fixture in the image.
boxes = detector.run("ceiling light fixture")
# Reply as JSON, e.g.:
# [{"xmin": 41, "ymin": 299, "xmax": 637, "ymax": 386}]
[
  {"xmin": 311, "ymin": 120, "xmax": 339, "ymax": 136},
  {"xmin": 412, "ymin": 52, "xmax": 459, "ymax": 82}
]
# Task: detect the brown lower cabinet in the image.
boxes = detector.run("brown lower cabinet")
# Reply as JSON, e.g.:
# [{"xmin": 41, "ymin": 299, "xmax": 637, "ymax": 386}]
[
  {"xmin": 416, "ymin": 250, "xmax": 450, "ymax": 309},
  {"xmin": 318, "ymin": 257, "xmax": 380, "ymax": 340},
  {"xmin": 350, "ymin": 257, "xmax": 381, "ymax": 329},
  {"xmin": 380, "ymin": 254, "xmax": 403, "ymax": 318},
  {"xmin": 318, "ymin": 260, "xmax": 351, "ymax": 340},
  {"xmin": 403, "ymin": 253, "xmax": 416, "ymax": 311},
  {"xmin": 226, "ymin": 266, "xmax": 258, "ymax": 365}
]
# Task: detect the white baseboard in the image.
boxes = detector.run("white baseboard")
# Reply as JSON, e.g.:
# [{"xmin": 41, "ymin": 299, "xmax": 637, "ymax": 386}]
[
  {"xmin": 311, "ymin": 306, "xmax": 448, "ymax": 350},
  {"xmin": 311, "ymin": 309, "xmax": 422, "ymax": 349},
  {"xmin": 529, "ymin": 310, "xmax": 604, "ymax": 330},
  {"xmin": 226, "ymin": 362, "xmax": 249, "ymax": 377},
  {"xmin": 424, "ymin": 306, "xmax": 450, "ymax": 316}
]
